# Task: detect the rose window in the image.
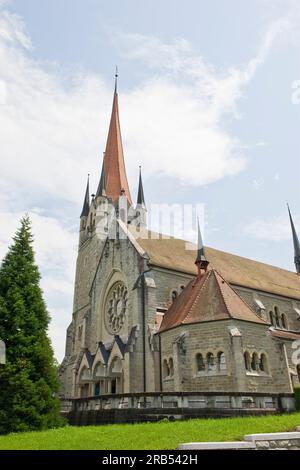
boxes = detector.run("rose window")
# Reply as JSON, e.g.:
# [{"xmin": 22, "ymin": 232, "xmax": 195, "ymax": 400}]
[{"xmin": 105, "ymin": 282, "xmax": 128, "ymax": 334}]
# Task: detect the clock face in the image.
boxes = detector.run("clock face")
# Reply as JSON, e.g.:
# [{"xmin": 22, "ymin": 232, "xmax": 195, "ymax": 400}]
[{"xmin": 105, "ymin": 282, "xmax": 128, "ymax": 334}]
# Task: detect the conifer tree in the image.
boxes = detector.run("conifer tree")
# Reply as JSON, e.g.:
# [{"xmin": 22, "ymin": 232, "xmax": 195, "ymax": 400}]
[{"xmin": 0, "ymin": 216, "xmax": 64, "ymax": 434}]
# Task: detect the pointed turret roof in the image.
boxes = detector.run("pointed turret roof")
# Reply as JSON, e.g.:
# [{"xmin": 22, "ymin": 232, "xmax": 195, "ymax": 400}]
[
  {"xmin": 80, "ymin": 175, "xmax": 90, "ymax": 218},
  {"xmin": 159, "ymin": 269, "xmax": 266, "ymax": 332},
  {"xmin": 96, "ymin": 158, "xmax": 107, "ymax": 198},
  {"xmin": 102, "ymin": 78, "xmax": 132, "ymax": 205},
  {"xmin": 137, "ymin": 166, "xmax": 146, "ymax": 208},
  {"xmin": 195, "ymin": 219, "xmax": 209, "ymax": 274},
  {"xmin": 287, "ymin": 204, "xmax": 300, "ymax": 274}
]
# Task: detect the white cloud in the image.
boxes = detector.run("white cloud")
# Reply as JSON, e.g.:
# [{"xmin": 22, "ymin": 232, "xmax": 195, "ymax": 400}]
[
  {"xmin": 0, "ymin": 209, "xmax": 77, "ymax": 361},
  {"xmin": 244, "ymin": 212, "xmax": 300, "ymax": 242},
  {"xmin": 113, "ymin": 20, "xmax": 289, "ymax": 185},
  {"xmin": 0, "ymin": 3, "xmax": 293, "ymax": 360}
]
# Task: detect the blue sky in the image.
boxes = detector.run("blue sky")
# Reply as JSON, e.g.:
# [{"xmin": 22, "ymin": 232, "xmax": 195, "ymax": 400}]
[{"xmin": 0, "ymin": 0, "xmax": 299, "ymax": 360}]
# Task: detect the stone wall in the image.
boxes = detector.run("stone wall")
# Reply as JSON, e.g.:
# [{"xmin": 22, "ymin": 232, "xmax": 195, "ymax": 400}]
[{"xmin": 159, "ymin": 319, "xmax": 294, "ymax": 394}]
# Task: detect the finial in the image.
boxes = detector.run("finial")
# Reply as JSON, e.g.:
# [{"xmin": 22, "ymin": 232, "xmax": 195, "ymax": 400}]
[{"xmin": 115, "ymin": 66, "xmax": 118, "ymax": 93}]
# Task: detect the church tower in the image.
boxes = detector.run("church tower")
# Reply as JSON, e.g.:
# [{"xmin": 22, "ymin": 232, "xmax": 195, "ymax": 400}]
[{"xmin": 61, "ymin": 75, "xmax": 137, "ymax": 398}]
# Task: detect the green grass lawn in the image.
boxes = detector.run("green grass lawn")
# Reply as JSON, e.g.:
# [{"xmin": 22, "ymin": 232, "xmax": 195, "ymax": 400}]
[{"xmin": 0, "ymin": 413, "xmax": 299, "ymax": 450}]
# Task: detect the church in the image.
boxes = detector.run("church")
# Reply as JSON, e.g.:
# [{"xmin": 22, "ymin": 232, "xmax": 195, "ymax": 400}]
[{"xmin": 60, "ymin": 76, "xmax": 300, "ymax": 414}]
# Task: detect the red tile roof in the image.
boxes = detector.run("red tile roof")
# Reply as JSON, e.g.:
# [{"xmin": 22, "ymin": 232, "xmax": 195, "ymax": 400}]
[
  {"xmin": 159, "ymin": 269, "xmax": 266, "ymax": 332},
  {"xmin": 269, "ymin": 329, "xmax": 300, "ymax": 341},
  {"xmin": 128, "ymin": 227, "xmax": 300, "ymax": 301}
]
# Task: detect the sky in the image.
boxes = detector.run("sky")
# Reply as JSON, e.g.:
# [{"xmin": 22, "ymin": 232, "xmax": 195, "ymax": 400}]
[{"xmin": 0, "ymin": 0, "xmax": 299, "ymax": 361}]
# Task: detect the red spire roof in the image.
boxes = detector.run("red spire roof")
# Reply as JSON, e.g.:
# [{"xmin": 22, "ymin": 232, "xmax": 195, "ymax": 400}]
[
  {"xmin": 159, "ymin": 269, "xmax": 266, "ymax": 332},
  {"xmin": 103, "ymin": 88, "xmax": 132, "ymax": 205}
]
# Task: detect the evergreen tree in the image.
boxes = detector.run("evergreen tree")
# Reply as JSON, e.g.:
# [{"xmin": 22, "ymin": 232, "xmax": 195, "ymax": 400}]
[{"xmin": 0, "ymin": 216, "xmax": 64, "ymax": 434}]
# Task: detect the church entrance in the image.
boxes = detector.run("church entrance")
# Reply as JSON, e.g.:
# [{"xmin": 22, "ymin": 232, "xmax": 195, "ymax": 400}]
[
  {"xmin": 111, "ymin": 379, "xmax": 117, "ymax": 394},
  {"xmin": 80, "ymin": 383, "xmax": 89, "ymax": 398}
]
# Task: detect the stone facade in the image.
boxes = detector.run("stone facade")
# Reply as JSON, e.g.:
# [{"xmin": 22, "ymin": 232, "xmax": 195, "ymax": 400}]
[
  {"xmin": 60, "ymin": 217, "xmax": 300, "ymax": 400},
  {"xmin": 59, "ymin": 83, "xmax": 300, "ymax": 405}
]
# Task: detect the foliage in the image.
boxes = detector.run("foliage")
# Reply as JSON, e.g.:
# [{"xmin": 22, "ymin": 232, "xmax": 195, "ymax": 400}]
[
  {"xmin": 294, "ymin": 387, "xmax": 300, "ymax": 411},
  {"xmin": 0, "ymin": 413, "xmax": 299, "ymax": 450},
  {"xmin": 0, "ymin": 216, "xmax": 65, "ymax": 434}
]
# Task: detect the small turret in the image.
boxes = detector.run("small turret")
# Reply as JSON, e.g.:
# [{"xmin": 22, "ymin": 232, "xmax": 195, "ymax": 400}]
[
  {"xmin": 134, "ymin": 166, "xmax": 147, "ymax": 228},
  {"xmin": 195, "ymin": 219, "xmax": 209, "ymax": 276},
  {"xmin": 79, "ymin": 175, "xmax": 90, "ymax": 245},
  {"xmin": 287, "ymin": 204, "xmax": 300, "ymax": 274}
]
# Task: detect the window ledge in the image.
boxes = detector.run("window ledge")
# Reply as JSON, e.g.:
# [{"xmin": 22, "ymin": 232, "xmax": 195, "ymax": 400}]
[{"xmin": 195, "ymin": 370, "xmax": 228, "ymax": 377}]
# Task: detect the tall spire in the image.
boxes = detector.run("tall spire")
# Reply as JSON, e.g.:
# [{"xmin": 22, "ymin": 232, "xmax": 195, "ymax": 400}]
[
  {"xmin": 96, "ymin": 154, "xmax": 107, "ymax": 198},
  {"xmin": 287, "ymin": 204, "xmax": 300, "ymax": 274},
  {"xmin": 195, "ymin": 219, "xmax": 209, "ymax": 276},
  {"xmin": 102, "ymin": 72, "xmax": 132, "ymax": 205},
  {"xmin": 114, "ymin": 66, "xmax": 118, "ymax": 93},
  {"xmin": 137, "ymin": 166, "xmax": 146, "ymax": 208},
  {"xmin": 80, "ymin": 175, "xmax": 90, "ymax": 218}
]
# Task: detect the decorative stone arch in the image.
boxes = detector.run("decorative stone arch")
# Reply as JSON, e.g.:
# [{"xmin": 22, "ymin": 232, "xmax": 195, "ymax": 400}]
[
  {"xmin": 95, "ymin": 268, "xmax": 128, "ymax": 341},
  {"xmin": 206, "ymin": 352, "xmax": 216, "ymax": 372},
  {"xmin": 269, "ymin": 310, "xmax": 275, "ymax": 326},
  {"xmin": 107, "ymin": 355, "xmax": 124, "ymax": 394},
  {"xmin": 251, "ymin": 352, "xmax": 259, "ymax": 372},
  {"xmin": 217, "ymin": 351, "xmax": 227, "ymax": 371},
  {"xmin": 170, "ymin": 289, "xmax": 178, "ymax": 303},
  {"xmin": 244, "ymin": 350, "xmax": 251, "ymax": 371},
  {"xmin": 281, "ymin": 313, "xmax": 288, "ymax": 330},
  {"xmin": 162, "ymin": 358, "xmax": 170, "ymax": 379},
  {"xmin": 168, "ymin": 357, "xmax": 174, "ymax": 377},
  {"xmin": 93, "ymin": 361, "xmax": 106, "ymax": 379},
  {"xmin": 258, "ymin": 351, "xmax": 269, "ymax": 374},
  {"xmin": 195, "ymin": 351, "xmax": 205, "ymax": 374},
  {"xmin": 273, "ymin": 305, "xmax": 281, "ymax": 328},
  {"xmin": 78, "ymin": 365, "xmax": 92, "ymax": 398}
]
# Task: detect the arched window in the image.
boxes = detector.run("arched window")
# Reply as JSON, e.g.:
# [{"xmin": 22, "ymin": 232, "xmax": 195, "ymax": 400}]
[
  {"xmin": 196, "ymin": 353, "xmax": 205, "ymax": 372},
  {"xmin": 217, "ymin": 352, "xmax": 226, "ymax": 371},
  {"xmin": 171, "ymin": 291, "xmax": 178, "ymax": 302},
  {"xmin": 244, "ymin": 351, "xmax": 251, "ymax": 371},
  {"xmin": 180, "ymin": 285, "xmax": 185, "ymax": 292},
  {"xmin": 251, "ymin": 352, "xmax": 259, "ymax": 372},
  {"xmin": 269, "ymin": 311, "xmax": 275, "ymax": 326},
  {"xmin": 281, "ymin": 314, "xmax": 288, "ymax": 330},
  {"xmin": 94, "ymin": 382, "xmax": 101, "ymax": 396},
  {"xmin": 297, "ymin": 364, "xmax": 300, "ymax": 382},
  {"xmin": 163, "ymin": 359, "xmax": 170, "ymax": 379},
  {"xmin": 274, "ymin": 306, "xmax": 281, "ymax": 328},
  {"xmin": 169, "ymin": 358, "xmax": 174, "ymax": 377},
  {"xmin": 207, "ymin": 353, "xmax": 215, "ymax": 372},
  {"xmin": 259, "ymin": 353, "xmax": 268, "ymax": 373}
]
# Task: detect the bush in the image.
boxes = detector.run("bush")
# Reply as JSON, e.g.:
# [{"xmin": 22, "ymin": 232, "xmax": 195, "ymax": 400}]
[{"xmin": 294, "ymin": 387, "xmax": 300, "ymax": 411}]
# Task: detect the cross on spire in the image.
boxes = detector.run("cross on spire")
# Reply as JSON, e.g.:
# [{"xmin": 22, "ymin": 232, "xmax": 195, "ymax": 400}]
[{"xmin": 114, "ymin": 66, "xmax": 118, "ymax": 93}]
